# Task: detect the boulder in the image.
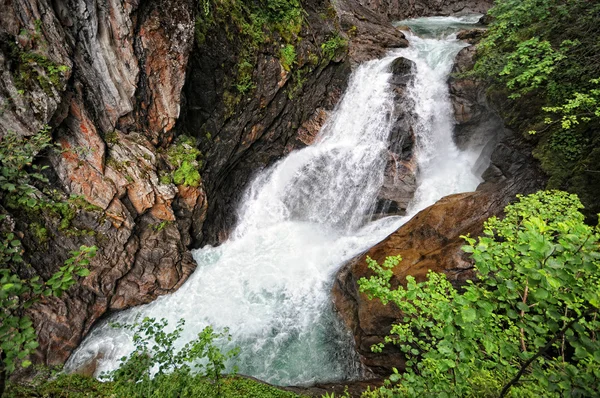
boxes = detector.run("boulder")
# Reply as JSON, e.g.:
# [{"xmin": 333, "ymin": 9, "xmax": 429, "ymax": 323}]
[{"xmin": 456, "ymin": 28, "xmax": 487, "ymax": 44}]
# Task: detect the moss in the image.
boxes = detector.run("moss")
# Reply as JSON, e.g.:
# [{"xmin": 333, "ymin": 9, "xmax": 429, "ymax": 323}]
[
  {"xmin": 223, "ymin": 90, "xmax": 242, "ymax": 117},
  {"xmin": 195, "ymin": 0, "xmax": 304, "ymax": 97},
  {"xmin": 321, "ymin": 34, "xmax": 348, "ymax": 60},
  {"xmin": 287, "ymin": 68, "xmax": 307, "ymax": 100},
  {"xmin": 9, "ymin": 43, "xmax": 69, "ymax": 97},
  {"xmin": 6, "ymin": 373, "xmax": 308, "ymax": 398},
  {"xmin": 152, "ymin": 220, "xmax": 172, "ymax": 231},
  {"xmin": 165, "ymin": 136, "xmax": 202, "ymax": 187},
  {"xmin": 30, "ymin": 222, "xmax": 49, "ymax": 243},
  {"xmin": 159, "ymin": 172, "xmax": 172, "ymax": 185},
  {"xmin": 103, "ymin": 131, "xmax": 119, "ymax": 145},
  {"xmin": 279, "ymin": 44, "xmax": 296, "ymax": 72},
  {"xmin": 235, "ymin": 60, "xmax": 255, "ymax": 94}
]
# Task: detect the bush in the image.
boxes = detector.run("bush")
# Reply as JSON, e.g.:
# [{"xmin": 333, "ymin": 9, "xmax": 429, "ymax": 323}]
[
  {"xmin": 104, "ymin": 317, "xmax": 240, "ymax": 397},
  {"xmin": 472, "ymin": 0, "xmax": 600, "ymax": 208},
  {"xmin": 359, "ymin": 191, "xmax": 600, "ymax": 397}
]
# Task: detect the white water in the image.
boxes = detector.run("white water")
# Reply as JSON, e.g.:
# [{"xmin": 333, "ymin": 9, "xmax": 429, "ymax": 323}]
[{"xmin": 66, "ymin": 15, "xmax": 485, "ymax": 386}]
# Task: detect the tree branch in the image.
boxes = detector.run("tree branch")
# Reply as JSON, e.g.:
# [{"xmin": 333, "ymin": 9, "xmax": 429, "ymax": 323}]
[{"xmin": 500, "ymin": 309, "xmax": 590, "ymax": 397}]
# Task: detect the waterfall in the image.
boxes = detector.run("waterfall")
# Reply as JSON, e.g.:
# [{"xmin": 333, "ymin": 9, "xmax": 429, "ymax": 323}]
[{"xmin": 66, "ymin": 15, "xmax": 485, "ymax": 386}]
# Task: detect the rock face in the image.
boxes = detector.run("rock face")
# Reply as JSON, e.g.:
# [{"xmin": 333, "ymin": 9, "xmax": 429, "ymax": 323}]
[
  {"xmin": 0, "ymin": 0, "xmax": 203, "ymax": 367},
  {"xmin": 332, "ymin": 38, "xmax": 547, "ymax": 374},
  {"xmin": 376, "ymin": 57, "xmax": 418, "ymax": 216},
  {"xmin": 184, "ymin": 0, "xmax": 410, "ymax": 246},
  {"xmin": 336, "ymin": 0, "xmax": 409, "ymax": 63},
  {"xmin": 449, "ymin": 44, "xmax": 505, "ymax": 178},
  {"xmin": 357, "ymin": 0, "xmax": 495, "ymax": 20}
]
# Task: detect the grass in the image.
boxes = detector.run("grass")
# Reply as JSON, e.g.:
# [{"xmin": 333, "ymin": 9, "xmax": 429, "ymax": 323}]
[{"xmin": 6, "ymin": 373, "xmax": 309, "ymax": 398}]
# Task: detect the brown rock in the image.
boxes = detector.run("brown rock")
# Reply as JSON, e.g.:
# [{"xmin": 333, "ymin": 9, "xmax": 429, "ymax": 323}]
[
  {"xmin": 333, "ymin": 189, "xmax": 500, "ymax": 373},
  {"xmin": 456, "ymin": 28, "xmax": 486, "ymax": 44},
  {"xmin": 336, "ymin": 0, "xmax": 409, "ymax": 63},
  {"xmin": 356, "ymin": 0, "xmax": 494, "ymax": 21},
  {"xmin": 375, "ymin": 57, "xmax": 418, "ymax": 216}
]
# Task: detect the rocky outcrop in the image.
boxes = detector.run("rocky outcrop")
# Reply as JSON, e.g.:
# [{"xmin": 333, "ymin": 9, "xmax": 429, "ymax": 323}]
[
  {"xmin": 357, "ymin": 0, "xmax": 494, "ymax": 21},
  {"xmin": 0, "ymin": 0, "xmax": 203, "ymax": 367},
  {"xmin": 449, "ymin": 44, "xmax": 504, "ymax": 177},
  {"xmin": 376, "ymin": 57, "xmax": 417, "ymax": 216},
  {"xmin": 336, "ymin": 0, "xmax": 409, "ymax": 63}
]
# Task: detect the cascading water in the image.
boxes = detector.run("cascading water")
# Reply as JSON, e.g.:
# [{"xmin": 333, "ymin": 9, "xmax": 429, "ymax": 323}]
[{"xmin": 66, "ymin": 15, "xmax": 486, "ymax": 386}]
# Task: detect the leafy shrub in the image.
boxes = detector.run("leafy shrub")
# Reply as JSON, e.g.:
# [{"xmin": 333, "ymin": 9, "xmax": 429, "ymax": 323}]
[
  {"xmin": 105, "ymin": 317, "xmax": 240, "ymax": 397},
  {"xmin": 0, "ymin": 241, "xmax": 95, "ymax": 392},
  {"xmin": 321, "ymin": 35, "xmax": 347, "ymax": 60},
  {"xmin": 359, "ymin": 191, "xmax": 600, "ymax": 397},
  {"xmin": 472, "ymin": 0, "xmax": 600, "ymax": 200},
  {"xmin": 165, "ymin": 136, "xmax": 202, "ymax": 187},
  {"xmin": 0, "ymin": 126, "xmax": 99, "ymax": 393}
]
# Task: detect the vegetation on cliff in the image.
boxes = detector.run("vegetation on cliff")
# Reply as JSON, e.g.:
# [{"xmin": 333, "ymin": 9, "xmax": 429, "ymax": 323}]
[
  {"xmin": 472, "ymin": 0, "xmax": 600, "ymax": 221},
  {"xmin": 359, "ymin": 191, "xmax": 600, "ymax": 397},
  {"xmin": 0, "ymin": 128, "xmax": 100, "ymax": 394}
]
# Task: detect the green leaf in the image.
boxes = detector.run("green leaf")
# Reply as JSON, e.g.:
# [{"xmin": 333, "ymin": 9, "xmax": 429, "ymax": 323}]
[{"xmin": 461, "ymin": 307, "xmax": 477, "ymax": 323}]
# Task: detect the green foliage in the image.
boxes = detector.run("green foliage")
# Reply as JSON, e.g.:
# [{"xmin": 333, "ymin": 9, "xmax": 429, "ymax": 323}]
[
  {"xmin": 9, "ymin": 43, "xmax": 69, "ymax": 96},
  {"xmin": 5, "ymin": 372, "xmax": 115, "ymax": 398},
  {"xmin": 280, "ymin": 44, "xmax": 297, "ymax": 72},
  {"xmin": 358, "ymin": 191, "xmax": 600, "ymax": 397},
  {"xmin": 5, "ymin": 371, "xmax": 306, "ymax": 398},
  {"xmin": 104, "ymin": 317, "xmax": 241, "ymax": 397},
  {"xmin": 165, "ymin": 136, "xmax": 202, "ymax": 187},
  {"xmin": 499, "ymin": 38, "xmax": 577, "ymax": 99},
  {"xmin": 194, "ymin": 0, "xmax": 304, "ymax": 96},
  {"xmin": 540, "ymin": 79, "xmax": 600, "ymax": 131},
  {"xmin": 0, "ymin": 242, "xmax": 95, "ymax": 375},
  {"xmin": 0, "ymin": 126, "xmax": 52, "ymax": 209},
  {"xmin": 473, "ymin": 0, "xmax": 600, "ymax": 186},
  {"xmin": 320, "ymin": 35, "xmax": 347, "ymax": 60},
  {"xmin": 152, "ymin": 221, "xmax": 171, "ymax": 232},
  {"xmin": 235, "ymin": 60, "xmax": 255, "ymax": 94},
  {"xmin": 0, "ymin": 126, "xmax": 99, "ymax": 383}
]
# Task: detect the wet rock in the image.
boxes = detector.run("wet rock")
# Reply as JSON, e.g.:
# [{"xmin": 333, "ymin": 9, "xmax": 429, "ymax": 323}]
[
  {"xmin": 478, "ymin": 13, "xmax": 493, "ymax": 25},
  {"xmin": 357, "ymin": 0, "xmax": 495, "ymax": 20},
  {"xmin": 375, "ymin": 57, "xmax": 417, "ymax": 216},
  {"xmin": 456, "ymin": 28, "xmax": 486, "ymax": 44},
  {"xmin": 449, "ymin": 45, "xmax": 503, "ymax": 156},
  {"xmin": 336, "ymin": 0, "xmax": 409, "ymax": 63}
]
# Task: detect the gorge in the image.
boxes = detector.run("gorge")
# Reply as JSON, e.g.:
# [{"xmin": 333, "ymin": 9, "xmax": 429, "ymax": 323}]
[
  {"xmin": 66, "ymin": 14, "xmax": 493, "ymax": 386},
  {"xmin": 3, "ymin": 0, "xmax": 599, "ymax": 396}
]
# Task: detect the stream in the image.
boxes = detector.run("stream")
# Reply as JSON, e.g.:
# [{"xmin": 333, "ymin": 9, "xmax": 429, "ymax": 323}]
[{"xmin": 66, "ymin": 14, "xmax": 486, "ymax": 386}]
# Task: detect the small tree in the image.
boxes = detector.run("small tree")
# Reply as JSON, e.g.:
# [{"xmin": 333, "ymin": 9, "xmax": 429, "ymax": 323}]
[{"xmin": 359, "ymin": 191, "xmax": 600, "ymax": 397}]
